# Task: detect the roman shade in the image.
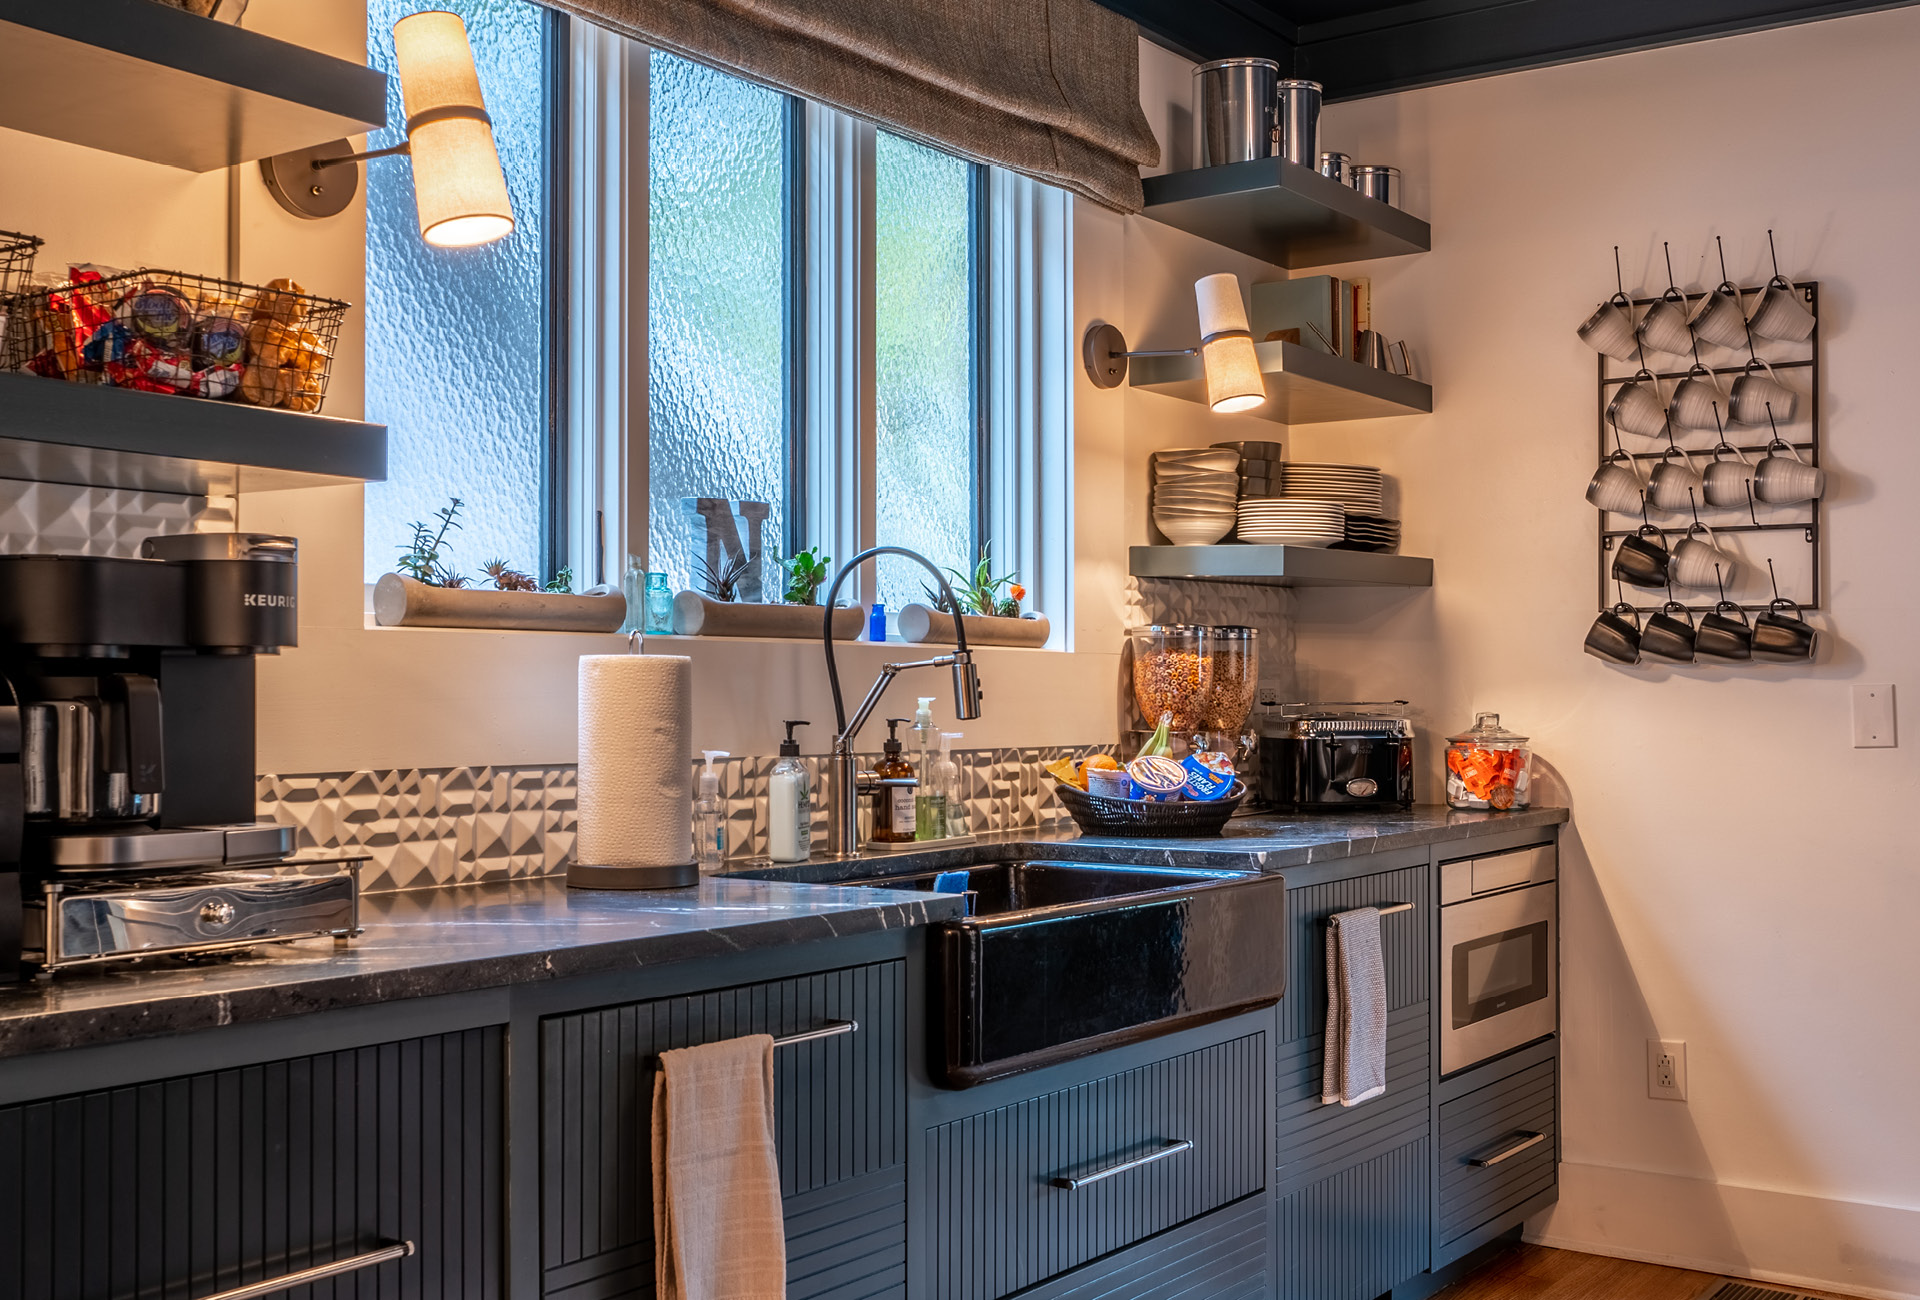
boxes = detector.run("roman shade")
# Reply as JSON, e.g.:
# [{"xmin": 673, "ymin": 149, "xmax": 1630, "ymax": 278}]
[{"xmin": 539, "ymin": 0, "xmax": 1161, "ymax": 212}]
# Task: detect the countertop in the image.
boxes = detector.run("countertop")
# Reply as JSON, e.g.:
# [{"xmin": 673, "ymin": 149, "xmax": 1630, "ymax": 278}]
[
  {"xmin": 0, "ymin": 805, "xmax": 1566, "ymax": 1060},
  {"xmin": 0, "ymin": 875, "xmax": 963, "ymax": 1060}
]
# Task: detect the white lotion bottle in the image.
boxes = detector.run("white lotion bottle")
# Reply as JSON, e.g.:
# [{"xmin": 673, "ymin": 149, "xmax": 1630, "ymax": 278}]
[
  {"xmin": 768, "ymin": 720, "xmax": 812, "ymax": 863},
  {"xmin": 696, "ymin": 749, "xmax": 728, "ymax": 872}
]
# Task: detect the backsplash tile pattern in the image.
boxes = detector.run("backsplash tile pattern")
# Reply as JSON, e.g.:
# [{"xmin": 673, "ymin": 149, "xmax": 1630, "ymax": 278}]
[
  {"xmin": 259, "ymin": 744, "xmax": 1106, "ymax": 894},
  {"xmin": 0, "ymin": 481, "xmax": 228, "ymax": 555}
]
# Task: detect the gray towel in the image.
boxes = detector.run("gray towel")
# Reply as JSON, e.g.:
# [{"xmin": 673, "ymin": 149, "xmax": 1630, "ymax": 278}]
[{"xmin": 1322, "ymin": 907, "xmax": 1388, "ymax": 1107}]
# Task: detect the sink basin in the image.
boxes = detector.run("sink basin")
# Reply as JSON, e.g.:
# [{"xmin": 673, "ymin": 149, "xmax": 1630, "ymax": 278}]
[{"xmin": 841, "ymin": 859, "xmax": 1288, "ymax": 1087}]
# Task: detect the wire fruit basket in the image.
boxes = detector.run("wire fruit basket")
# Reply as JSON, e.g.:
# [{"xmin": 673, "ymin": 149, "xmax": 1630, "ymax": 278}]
[
  {"xmin": 0, "ymin": 230, "xmax": 41, "ymax": 301},
  {"xmin": 1055, "ymin": 781, "xmax": 1247, "ymax": 838},
  {"xmin": 2, "ymin": 267, "xmax": 347, "ymax": 413}
]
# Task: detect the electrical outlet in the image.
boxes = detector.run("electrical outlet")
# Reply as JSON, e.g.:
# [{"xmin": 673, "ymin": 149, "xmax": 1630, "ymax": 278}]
[
  {"xmin": 1257, "ymin": 687, "xmax": 1281, "ymax": 708},
  {"xmin": 1648, "ymin": 1039, "xmax": 1687, "ymax": 1101},
  {"xmin": 1852, "ymin": 684, "xmax": 1896, "ymax": 748}
]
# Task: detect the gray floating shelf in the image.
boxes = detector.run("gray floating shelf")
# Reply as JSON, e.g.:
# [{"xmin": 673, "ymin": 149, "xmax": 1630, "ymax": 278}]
[
  {"xmin": 1131, "ymin": 339, "xmax": 1431, "ymax": 424},
  {"xmin": 0, "ymin": 0, "xmax": 386, "ymax": 172},
  {"xmin": 1141, "ymin": 158, "xmax": 1431, "ymax": 270},
  {"xmin": 1130, "ymin": 544, "xmax": 1432, "ymax": 588},
  {"xmin": 0, "ymin": 372, "xmax": 387, "ymax": 496}
]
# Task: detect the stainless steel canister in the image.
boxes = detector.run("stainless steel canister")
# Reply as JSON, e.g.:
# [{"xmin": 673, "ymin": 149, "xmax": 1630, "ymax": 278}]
[
  {"xmin": 1276, "ymin": 79, "xmax": 1323, "ymax": 167},
  {"xmin": 1194, "ymin": 59, "xmax": 1279, "ymax": 167},
  {"xmin": 1351, "ymin": 164, "xmax": 1401, "ymax": 208},
  {"xmin": 1318, "ymin": 151, "xmax": 1350, "ymax": 183}
]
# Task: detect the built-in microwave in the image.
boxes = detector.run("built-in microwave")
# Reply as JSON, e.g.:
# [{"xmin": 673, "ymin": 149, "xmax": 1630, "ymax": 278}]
[{"xmin": 1438, "ymin": 843, "xmax": 1558, "ymax": 1076}]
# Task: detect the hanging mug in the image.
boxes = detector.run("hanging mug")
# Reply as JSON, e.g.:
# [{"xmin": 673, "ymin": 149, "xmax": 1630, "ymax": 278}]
[
  {"xmin": 1747, "ymin": 275, "xmax": 1817, "ymax": 343},
  {"xmin": 1578, "ymin": 292, "xmax": 1639, "ymax": 362},
  {"xmin": 1753, "ymin": 599, "xmax": 1818, "ymax": 662},
  {"xmin": 1671, "ymin": 522, "xmax": 1735, "ymax": 590},
  {"xmin": 1702, "ymin": 443, "xmax": 1756, "ymax": 508},
  {"xmin": 1636, "ymin": 287, "xmax": 1694, "ymax": 357},
  {"xmin": 1729, "ymin": 357, "xmax": 1798, "ymax": 425},
  {"xmin": 1640, "ymin": 602, "xmax": 1698, "ymax": 663},
  {"xmin": 1753, "ymin": 438, "xmax": 1825, "ymax": 504},
  {"xmin": 1692, "ymin": 281, "xmax": 1750, "ymax": 350},
  {"xmin": 1611, "ymin": 525, "xmax": 1671, "ymax": 589},
  {"xmin": 1696, "ymin": 602, "xmax": 1754, "ymax": 662},
  {"xmin": 1584, "ymin": 603, "xmax": 1643, "ymax": 665},
  {"xmin": 1668, "ymin": 364, "xmax": 1725, "ymax": 431},
  {"xmin": 1586, "ymin": 448, "xmax": 1646, "ymax": 515},
  {"xmin": 1647, "ymin": 445, "xmax": 1705, "ymax": 513},
  {"xmin": 1606, "ymin": 371, "xmax": 1669, "ymax": 438}
]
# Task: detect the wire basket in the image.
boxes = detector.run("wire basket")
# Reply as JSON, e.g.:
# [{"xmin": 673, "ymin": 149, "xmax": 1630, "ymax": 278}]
[
  {"xmin": 0, "ymin": 231, "xmax": 41, "ymax": 301},
  {"xmin": 1055, "ymin": 781, "xmax": 1247, "ymax": 838},
  {"xmin": 1, "ymin": 266, "xmax": 347, "ymax": 412}
]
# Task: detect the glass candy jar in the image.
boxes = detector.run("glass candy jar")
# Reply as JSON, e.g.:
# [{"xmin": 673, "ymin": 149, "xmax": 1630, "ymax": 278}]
[{"xmin": 1445, "ymin": 713, "xmax": 1532, "ymax": 811}]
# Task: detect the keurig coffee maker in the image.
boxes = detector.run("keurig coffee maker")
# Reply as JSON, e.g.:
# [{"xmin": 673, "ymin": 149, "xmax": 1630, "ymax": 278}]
[{"xmin": 0, "ymin": 535, "xmax": 362, "ymax": 976}]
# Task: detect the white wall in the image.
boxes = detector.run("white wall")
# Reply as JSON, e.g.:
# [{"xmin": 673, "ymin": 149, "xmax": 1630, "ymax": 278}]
[{"xmin": 1287, "ymin": 11, "xmax": 1920, "ymax": 1295}]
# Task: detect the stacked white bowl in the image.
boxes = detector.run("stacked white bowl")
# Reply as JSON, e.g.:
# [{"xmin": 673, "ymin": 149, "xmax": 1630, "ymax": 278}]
[{"xmin": 1151, "ymin": 447, "xmax": 1241, "ymax": 544}]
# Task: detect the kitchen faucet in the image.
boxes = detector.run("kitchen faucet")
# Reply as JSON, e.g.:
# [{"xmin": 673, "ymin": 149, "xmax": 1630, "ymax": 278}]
[{"xmin": 821, "ymin": 547, "xmax": 983, "ymax": 859}]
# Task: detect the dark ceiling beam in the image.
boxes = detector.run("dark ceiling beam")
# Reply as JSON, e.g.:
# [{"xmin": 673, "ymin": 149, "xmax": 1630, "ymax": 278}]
[
  {"xmin": 1295, "ymin": 0, "xmax": 1920, "ymax": 99},
  {"xmin": 1098, "ymin": 0, "xmax": 1298, "ymax": 65}
]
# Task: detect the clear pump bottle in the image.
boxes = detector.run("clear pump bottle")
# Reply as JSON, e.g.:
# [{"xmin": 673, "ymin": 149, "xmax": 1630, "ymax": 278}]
[
  {"xmin": 913, "ymin": 697, "xmax": 939, "ymax": 840},
  {"xmin": 937, "ymin": 732, "xmax": 966, "ymax": 838},
  {"xmin": 696, "ymin": 750, "xmax": 728, "ymax": 872},
  {"xmin": 768, "ymin": 721, "xmax": 811, "ymax": 863}
]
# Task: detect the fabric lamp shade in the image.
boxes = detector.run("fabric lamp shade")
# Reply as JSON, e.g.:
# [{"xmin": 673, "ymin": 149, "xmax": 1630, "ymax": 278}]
[
  {"xmin": 1195, "ymin": 274, "xmax": 1265, "ymax": 413},
  {"xmin": 393, "ymin": 11, "xmax": 515, "ymax": 248}
]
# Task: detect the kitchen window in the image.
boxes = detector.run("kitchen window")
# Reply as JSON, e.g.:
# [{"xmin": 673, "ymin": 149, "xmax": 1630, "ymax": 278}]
[{"xmin": 362, "ymin": 0, "xmax": 568, "ymax": 586}]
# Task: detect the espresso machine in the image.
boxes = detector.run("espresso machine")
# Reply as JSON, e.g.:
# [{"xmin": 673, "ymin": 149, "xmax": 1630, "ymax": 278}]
[{"xmin": 0, "ymin": 534, "xmax": 361, "ymax": 977}]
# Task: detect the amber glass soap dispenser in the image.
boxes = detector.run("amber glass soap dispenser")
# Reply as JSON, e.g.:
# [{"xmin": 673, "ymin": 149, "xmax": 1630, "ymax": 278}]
[{"xmin": 871, "ymin": 718, "xmax": 916, "ymax": 843}]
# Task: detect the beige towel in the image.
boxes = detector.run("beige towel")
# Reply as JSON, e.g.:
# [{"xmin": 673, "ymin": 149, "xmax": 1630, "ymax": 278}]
[
  {"xmin": 1322, "ymin": 907, "xmax": 1388, "ymax": 1107},
  {"xmin": 651, "ymin": 1035, "xmax": 787, "ymax": 1300}
]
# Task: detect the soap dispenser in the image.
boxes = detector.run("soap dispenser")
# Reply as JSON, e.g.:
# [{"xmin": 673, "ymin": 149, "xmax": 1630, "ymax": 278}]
[
  {"xmin": 871, "ymin": 718, "xmax": 916, "ymax": 843},
  {"xmin": 769, "ymin": 721, "xmax": 812, "ymax": 863},
  {"xmin": 913, "ymin": 696, "xmax": 939, "ymax": 839},
  {"xmin": 696, "ymin": 750, "xmax": 728, "ymax": 872},
  {"xmin": 937, "ymin": 732, "xmax": 967, "ymax": 837}
]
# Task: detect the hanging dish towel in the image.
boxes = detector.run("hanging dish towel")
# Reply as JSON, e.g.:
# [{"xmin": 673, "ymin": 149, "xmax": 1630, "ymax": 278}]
[
  {"xmin": 1322, "ymin": 907, "xmax": 1388, "ymax": 1107},
  {"xmin": 651, "ymin": 1035, "xmax": 787, "ymax": 1300}
]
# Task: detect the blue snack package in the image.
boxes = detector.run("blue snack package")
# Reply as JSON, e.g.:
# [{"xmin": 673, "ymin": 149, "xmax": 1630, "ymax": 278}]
[{"xmin": 1182, "ymin": 752, "xmax": 1236, "ymax": 801}]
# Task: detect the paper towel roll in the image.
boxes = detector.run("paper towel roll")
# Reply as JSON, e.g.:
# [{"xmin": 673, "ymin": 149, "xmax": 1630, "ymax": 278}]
[{"xmin": 577, "ymin": 654, "xmax": 693, "ymax": 871}]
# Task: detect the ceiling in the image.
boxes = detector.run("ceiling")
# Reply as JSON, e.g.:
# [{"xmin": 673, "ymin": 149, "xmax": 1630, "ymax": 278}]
[{"xmin": 1098, "ymin": 0, "xmax": 1919, "ymax": 99}]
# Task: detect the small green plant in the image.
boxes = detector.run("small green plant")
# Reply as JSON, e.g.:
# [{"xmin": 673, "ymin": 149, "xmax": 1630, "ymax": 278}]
[
  {"xmin": 924, "ymin": 545, "xmax": 1025, "ymax": 618},
  {"xmin": 698, "ymin": 553, "xmax": 754, "ymax": 603},
  {"xmin": 543, "ymin": 567, "xmax": 575, "ymax": 595},
  {"xmin": 483, "ymin": 559, "xmax": 539, "ymax": 592},
  {"xmin": 781, "ymin": 547, "xmax": 832, "ymax": 606},
  {"xmin": 396, "ymin": 497, "xmax": 468, "ymax": 588}
]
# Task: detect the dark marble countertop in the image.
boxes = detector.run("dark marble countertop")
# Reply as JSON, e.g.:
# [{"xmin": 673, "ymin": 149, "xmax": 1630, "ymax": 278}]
[{"xmin": 0, "ymin": 876, "xmax": 963, "ymax": 1060}]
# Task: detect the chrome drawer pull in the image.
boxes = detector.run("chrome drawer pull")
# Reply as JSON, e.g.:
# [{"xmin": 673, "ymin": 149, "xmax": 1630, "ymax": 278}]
[
  {"xmin": 1052, "ymin": 1139, "xmax": 1194, "ymax": 1190},
  {"xmin": 774, "ymin": 1018, "xmax": 858, "ymax": 1047},
  {"xmin": 199, "ymin": 1241, "xmax": 414, "ymax": 1300},
  {"xmin": 1467, "ymin": 1131, "xmax": 1546, "ymax": 1168},
  {"xmin": 1377, "ymin": 902, "xmax": 1414, "ymax": 915}
]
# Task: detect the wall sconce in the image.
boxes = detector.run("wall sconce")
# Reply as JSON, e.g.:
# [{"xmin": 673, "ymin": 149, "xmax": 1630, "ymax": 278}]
[
  {"xmin": 259, "ymin": 11, "xmax": 515, "ymax": 249},
  {"xmin": 1081, "ymin": 273, "xmax": 1267, "ymax": 414}
]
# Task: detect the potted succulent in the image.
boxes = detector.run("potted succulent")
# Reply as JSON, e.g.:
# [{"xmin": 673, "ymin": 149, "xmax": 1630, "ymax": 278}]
[
  {"xmin": 900, "ymin": 545, "xmax": 1050, "ymax": 648},
  {"xmin": 669, "ymin": 545, "xmax": 863, "ymax": 639},
  {"xmin": 372, "ymin": 498, "xmax": 626, "ymax": 632}
]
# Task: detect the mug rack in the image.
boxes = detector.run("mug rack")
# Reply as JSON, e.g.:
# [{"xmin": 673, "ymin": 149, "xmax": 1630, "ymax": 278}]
[{"xmin": 1593, "ymin": 279, "xmax": 1821, "ymax": 619}]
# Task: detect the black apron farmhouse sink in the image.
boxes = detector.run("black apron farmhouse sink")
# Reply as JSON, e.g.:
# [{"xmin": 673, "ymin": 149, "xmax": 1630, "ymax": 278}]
[{"xmin": 846, "ymin": 860, "xmax": 1288, "ymax": 1087}]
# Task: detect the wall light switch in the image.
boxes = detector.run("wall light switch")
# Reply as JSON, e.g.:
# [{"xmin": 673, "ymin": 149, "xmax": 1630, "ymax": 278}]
[{"xmin": 1852, "ymin": 684, "xmax": 1896, "ymax": 748}]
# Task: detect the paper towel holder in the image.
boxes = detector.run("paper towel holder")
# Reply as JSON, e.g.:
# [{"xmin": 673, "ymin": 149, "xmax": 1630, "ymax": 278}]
[{"xmin": 569, "ymin": 633, "xmax": 701, "ymax": 890}]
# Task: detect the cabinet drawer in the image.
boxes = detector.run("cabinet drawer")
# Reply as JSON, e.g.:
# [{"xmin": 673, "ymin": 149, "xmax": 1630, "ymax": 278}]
[
  {"xmin": 1436, "ymin": 1057, "xmax": 1557, "ymax": 1258},
  {"xmin": 539, "ymin": 960, "xmax": 905, "ymax": 1296},
  {"xmin": 0, "ymin": 1027, "xmax": 504, "ymax": 1300},
  {"xmin": 927, "ymin": 1033, "xmax": 1267, "ymax": 1300},
  {"xmin": 1279, "ymin": 865, "xmax": 1430, "ymax": 1044},
  {"xmin": 1276, "ymin": 1136, "xmax": 1429, "ymax": 1300},
  {"xmin": 1275, "ymin": 1003, "xmax": 1429, "ymax": 1193}
]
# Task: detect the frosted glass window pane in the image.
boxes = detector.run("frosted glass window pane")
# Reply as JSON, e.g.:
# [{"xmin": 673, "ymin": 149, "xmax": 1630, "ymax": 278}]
[
  {"xmin": 363, "ymin": 0, "xmax": 547, "ymax": 585},
  {"xmin": 648, "ymin": 53, "xmax": 787, "ymax": 598},
  {"xmin": 874, "ymin": 132, "xmax": 975, "ymax": 614}
]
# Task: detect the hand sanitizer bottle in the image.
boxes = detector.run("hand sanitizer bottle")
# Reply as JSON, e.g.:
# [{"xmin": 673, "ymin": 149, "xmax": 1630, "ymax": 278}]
[
  {"xmin": 696, "ymin": 750, "xmax": 728, "ymax": 872},
  {"xmin": 939, "ymin": 733, "xmax": 968, "ymax": 838},
  {"xmin": 913, "ymin": 697, "xmax": 940, "ymax": 840},
  {"xmin": 768, "ymin": 721, "xmax": 812, "ymax": 863}
]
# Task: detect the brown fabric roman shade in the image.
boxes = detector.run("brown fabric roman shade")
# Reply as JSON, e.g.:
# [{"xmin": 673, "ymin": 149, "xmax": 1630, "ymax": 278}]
[{"xmin": 539, "ymin": 0, "xmax": 1161, "ymax": 212}]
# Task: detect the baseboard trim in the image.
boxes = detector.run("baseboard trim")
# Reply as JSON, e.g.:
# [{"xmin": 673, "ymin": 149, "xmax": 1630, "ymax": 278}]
[{"xmin": 1527, "ymin": 1162, "xmax": 1920, "ymax": 1300}]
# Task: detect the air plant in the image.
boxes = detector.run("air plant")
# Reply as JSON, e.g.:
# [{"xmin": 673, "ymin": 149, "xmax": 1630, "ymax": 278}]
[
  {"xmin": 781, "ymin": 547, "xmax": 832, "ymax": 606},
  {"xmin": 698, "ymin": 553, "xmax": 754, "ymax": 602},
  {"xmin": 483, "ymin": 559, "xmax": 539, "ymax": 592}
]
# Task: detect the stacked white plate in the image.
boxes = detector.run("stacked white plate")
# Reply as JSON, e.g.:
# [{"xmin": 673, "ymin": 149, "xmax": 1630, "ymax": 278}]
[
  {"xmin": 1280, "ymin": 463, "xmax": 1385, "ymax": 516},
  {"xmin": 1235, "ymin": 497, "xmax": 1346, "ymax": 547},
  {"xmin": 1336, "ymin": 515, "xmax": 1402, "ymax": 552},
  {"xmin": 1151, "ymin": 447, "xmax": 1240, "ymax": 545}
]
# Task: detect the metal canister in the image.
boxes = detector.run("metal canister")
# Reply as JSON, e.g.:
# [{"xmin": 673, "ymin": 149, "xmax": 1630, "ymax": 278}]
[
  {"xmin": 1276, "ymin": 79, "xmax": 1323, "ymax": 167},
  {"xmin": 1351, "ymin": 164, "xmax": 1402, "ymax": 208},
  {"xmin": 1318, "ymin": 151, "xmax": 1350, "ymax": 183},
  {"xmin": 1193, "ymin": 59, "xmax": 1279, "ymax": 167}
]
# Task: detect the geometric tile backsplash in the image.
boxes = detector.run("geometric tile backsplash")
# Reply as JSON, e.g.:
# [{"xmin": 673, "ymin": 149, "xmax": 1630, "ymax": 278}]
[
  {"xmin": 258, "ymin": 743, "xmax": 1107, "ymax": 894},
  {"xmin": 0, "ymin": 479, "xmax": 228, "ymax": 556}
]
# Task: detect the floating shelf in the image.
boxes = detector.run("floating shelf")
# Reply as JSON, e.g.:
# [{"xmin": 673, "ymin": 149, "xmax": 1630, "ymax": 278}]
[
  {"xmin": 1131, "ymin": 339, "xmax": 1431, "ymax": 424},
  {"xmin": 0, "ymin": 0, "xmax": 386, "ymax": 172},
  {"xmin": 1131, "ymin": 545, "xmax": 1432, "ymax": 588},
  {"xmin": 0, "ymin": 373, "xmax": 387, "ymax": 496},
  {"xmin": 1141, "ymin": 158, "xmax": 1431, "ymax": 270}
]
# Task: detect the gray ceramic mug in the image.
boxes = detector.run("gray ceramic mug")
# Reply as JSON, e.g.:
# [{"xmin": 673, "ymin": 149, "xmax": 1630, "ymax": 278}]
[
  {"xmin": 1753, "ymin": 439, "xmax": 1825, "ymax": 504},
  {"xmin": 1578, "ymin": 293, "xmax": 1640, "ymax": 362},
  {"xmin": 1640, "ymin": 602, "xmax": 1697, "ymax": 663},
  {"xmin": 1648, "ymin": 446, "xmax": 1705, "ymax": 513},
  {"xmin": 1696, "ymin": 602, "xmax": 1753, "ymax": 662},
  {"xmin": 1637, "ymin": 288, "xmax": 1694, "ymax": 357},
  {"xmin": 1586, "ymin": 449, "xmax": 1646, "ymax": 515},
  {"xmin": 1606, "ymin": 371, "xmax": 1669, "ymax": 438},
  {"xmin": 1668, "ymin": 364, "xmax": 1725, "ymax": 431},
  {"xmin": 1702, "ymin": 443, "xmax": 1756, "ymax": 508},
  {"xmin": 1747, "ymin": 275, "xmax": 1816, "ymax": 342},
  {"xmin": 1729, "ymin": 358, "xmax": 1798, "ymax": 425},
  {"xmin": 1692, "ymin": 281, "xmax": 1750, "ymax": 350},
  {"xmin": 1584, "ymin": 604, "xmax": 1642, "ymax": 665},
  {"xmin": 1672, "ymin": 522, "xmax": 1734, "ymax": 590},
  {"xmin": 1611, "ymin": 525, "xmax": 1671, "ymax": 589},
  {"xmin": 1753, "ymin": 599, "xmax": 1818, "ymax": 662}
]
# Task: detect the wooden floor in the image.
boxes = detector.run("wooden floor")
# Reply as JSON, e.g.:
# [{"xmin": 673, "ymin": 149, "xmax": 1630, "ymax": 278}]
[{"xmin": 1433, "ymin": 1245, "xmax": 1860, "ymax": 1300}]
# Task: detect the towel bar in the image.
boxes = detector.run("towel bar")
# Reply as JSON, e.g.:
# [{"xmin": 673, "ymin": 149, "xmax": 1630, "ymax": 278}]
[
  {"xmin": 1376, "ymin": 902, "xmax": 1414, "ymax": 915},
  {"xmin": 647, "ymin": 1019, "xmax": 859, "ymax": 1068}
]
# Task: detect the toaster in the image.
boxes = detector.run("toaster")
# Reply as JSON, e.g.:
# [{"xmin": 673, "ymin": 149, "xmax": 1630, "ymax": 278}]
[{"xmin": 1257, "ymin": 702, "xmax": 1415, "ymax": 812}]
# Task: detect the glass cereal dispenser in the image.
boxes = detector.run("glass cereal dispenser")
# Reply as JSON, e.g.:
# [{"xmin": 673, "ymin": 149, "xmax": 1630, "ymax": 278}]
[{"xmin": 1445, "ymin": 712, "xmax": 1532, "ymax": 811}]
